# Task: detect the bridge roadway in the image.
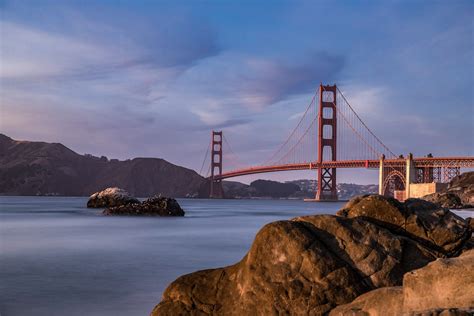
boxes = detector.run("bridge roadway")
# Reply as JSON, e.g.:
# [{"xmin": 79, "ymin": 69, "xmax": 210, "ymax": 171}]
[{"xmin": 213, "ymin": 157, "xmax": 474, "ymax": 180}]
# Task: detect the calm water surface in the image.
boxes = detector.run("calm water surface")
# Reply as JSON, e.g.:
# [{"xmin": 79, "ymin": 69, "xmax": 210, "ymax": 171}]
[{"xmin": 0, "ymin": 197, "xmax": 344, "ymax": 316}]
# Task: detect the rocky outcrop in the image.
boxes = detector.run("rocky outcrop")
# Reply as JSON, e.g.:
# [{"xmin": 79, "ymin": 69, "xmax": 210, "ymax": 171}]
[
  {"xmin": 448, "ymin": 172, "xmax": 474, "ymax": 206},
  {"xmin": 423, "ymin": 171, "xmax": 474, "ymax": 209},
  {"xmin": 87, "ymin": 187, "xmax": 139, "ymax": 208},
  {"xmin": 423, "ymin": 192, "xmax": 465, "ymax": 209},
  {"xmin": 150, "ymin": 195, "xmax": 471, "ymax": 316},
  {"xmin": 337, "ymin": 195, "xmax": 470, "ymax": 256},
  {"xmin": 330, "ymin": 249, "xmax": 474, "ymax": 316},
  {"xmin": 103, "ymin": 196, "xmax": 184, "ymax": 216}
]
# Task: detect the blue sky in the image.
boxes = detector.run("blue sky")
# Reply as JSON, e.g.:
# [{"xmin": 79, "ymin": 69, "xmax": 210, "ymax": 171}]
[{"xmin": 1, "ymin": 0, "xmax": 473, "ymax": 184}]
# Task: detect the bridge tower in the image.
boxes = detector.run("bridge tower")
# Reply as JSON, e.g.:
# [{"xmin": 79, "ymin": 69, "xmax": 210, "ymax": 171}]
[
  {"xmin": 210, "ymin": 130, "xmax": 224, "ymax": 198},
  {"xmin": 315, "ymin": 84, "xmax": 338, "ymax": 201}
]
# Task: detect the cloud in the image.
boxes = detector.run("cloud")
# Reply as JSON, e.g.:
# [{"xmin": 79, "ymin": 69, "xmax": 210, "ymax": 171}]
[
  {"xmin": 0, "ymin": 9, "xmax": 220, "ymax": 84},
  {"xmin": 170, "ymin": 51, "xmax": 345, "ymax": 121},
  {"xmin": 337, "ymin": 85, "xmax": 388, "ymax": 112},
  {"xmin": 289, "ymin": 111, "xmax": 305, "ymax": 120},
  {"xmin": 248, "ymin": 52, "xmax": 344, "ymax": 104},
  {"xmin": 225, "ymin": 52, "xmax": 345, "ymax": 110},
  {"xmin": 0, "ymin": 21, "xmax": 112, "ymax": 80}
]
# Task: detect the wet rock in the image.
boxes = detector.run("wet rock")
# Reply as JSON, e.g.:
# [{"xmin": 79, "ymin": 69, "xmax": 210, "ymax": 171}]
[
  {"xmin": 337, "ymin": 195, "xmax": 471, "ymax": 256},
  {"xmin": 103, "ymin": 196, "xmax": 184, "ymax": 216},
  {"xmin": 330, "ymin": 250, "xmax": 474, "ymax": 316},
  {"xmin": 87, "ymin": 187, "xmax": 139, "ymax": 208}
]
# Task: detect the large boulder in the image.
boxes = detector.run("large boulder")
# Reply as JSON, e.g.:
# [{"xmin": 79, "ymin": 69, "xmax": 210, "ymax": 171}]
[
  {"xmin": 337, "ymin": 195, "xmax": 471, "ymax": 256},
  {"xmin": 330, "ymin": 250, "xmax": 474, "ymax": 316},
  {"xmin": 152, "ymin": 219, "xmax": 370, "ymax": 315},
  {"xmin": 87, "ymin": 187, "xmax": 139, "ymax": 208},
  {"xmin": 150, "ymin": 196, "xmax": 471, "ymax": 315},
  {"xmin": 103, "ymin": 196, "xmax": 184, "ymax": 216}
]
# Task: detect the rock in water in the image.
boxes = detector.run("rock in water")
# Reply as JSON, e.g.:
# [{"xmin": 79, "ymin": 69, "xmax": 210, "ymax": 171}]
[
  {"xmin": 87, "ymin": 187, "xmax": 139, "ymax": 208},
  {"xmin": 330, "ymin": 249, "xmax": 474, "ymax": 315},
  {"xmin": 103, "ymin": 196, "xmax": 184, "ymax": 216},
  {"xmin": 150, "ymin": 195, "xmax": 471, "ymax": 315}
]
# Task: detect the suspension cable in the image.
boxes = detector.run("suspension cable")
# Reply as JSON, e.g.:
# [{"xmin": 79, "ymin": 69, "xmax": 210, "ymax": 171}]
[
  {"xmin": 199, "ymin": 140, "xmax": 211, "ymax": 176},
  {"xmin": 264, "ymin": 87, "xmax": 319, "ymax": 164},
  {"xmin": 223, "ymin": 134, "xmax": 246, "ymax": 167},
  {"xmin": 334, "ymin": 104, "xmax": 382, "ymax": 158},
  {"xmin": 276, "ymin": 115, "xmax": 318, "ymax": 165},
  {"xmin": 337, "ymin": 87, "xmax": 396, "ymax": 157}
]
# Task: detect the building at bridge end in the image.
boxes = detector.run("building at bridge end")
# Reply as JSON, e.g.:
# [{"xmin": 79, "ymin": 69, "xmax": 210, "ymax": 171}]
[{"xmin": 379, "ymin": 153, "xmax": 460, "ymax": 201}]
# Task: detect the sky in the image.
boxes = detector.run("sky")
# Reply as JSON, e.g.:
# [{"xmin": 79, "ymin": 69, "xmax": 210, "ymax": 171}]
[{"xmin": 1, "ymin": 0, "xmax": 473, "ymax": 184}]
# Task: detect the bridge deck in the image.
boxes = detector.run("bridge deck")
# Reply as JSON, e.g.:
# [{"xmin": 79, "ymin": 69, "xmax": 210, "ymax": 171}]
[{"xmin": 214, "ymin": 157, "xmax": 474, "ymax": 180}]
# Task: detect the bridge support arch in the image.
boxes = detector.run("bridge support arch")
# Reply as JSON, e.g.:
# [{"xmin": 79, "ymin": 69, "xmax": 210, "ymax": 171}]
[
  {"xmin": 379, "ymin": 154, "xmax": 407, "ymax": 200},
  {"xmin": 315, "ymin": 84, "xmax": 338, "ymax": 201}
]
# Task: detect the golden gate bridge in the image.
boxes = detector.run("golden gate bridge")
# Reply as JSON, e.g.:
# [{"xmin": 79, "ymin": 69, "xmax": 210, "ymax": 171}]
[{"xmin": 199, "ymin": 84, "xmax": 474, "ymax": 200}]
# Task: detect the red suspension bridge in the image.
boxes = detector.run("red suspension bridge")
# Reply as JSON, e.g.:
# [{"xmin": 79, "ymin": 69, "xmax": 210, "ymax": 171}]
[{"xmin": 199, "ymin": 84, "xmax": 474, "ymax": 200}]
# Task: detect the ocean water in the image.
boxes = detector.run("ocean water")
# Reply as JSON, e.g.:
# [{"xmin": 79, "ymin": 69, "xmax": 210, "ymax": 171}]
[{"xmin": 0, "ymin": 197, "xmax": 344, "ymax": 316}]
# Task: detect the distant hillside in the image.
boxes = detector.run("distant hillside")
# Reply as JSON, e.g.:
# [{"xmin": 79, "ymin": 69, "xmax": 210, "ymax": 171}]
[
  {"xmin": 0, "ymin": 134, "xmax": 205, "ymax": 197},
  {"xmin": 284, "ymin": 180, "xmax": 378, "ymax": 200},
  {"xmin": 222, "ymin": 179, "xmax": 378, "ymax": 200},
  {"xmin": 223, "ymin": 180, "xmax": 300, "ymax": 198}
]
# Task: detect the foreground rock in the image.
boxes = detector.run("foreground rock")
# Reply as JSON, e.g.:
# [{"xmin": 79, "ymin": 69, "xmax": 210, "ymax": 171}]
[
  {"xmin": 87, "ymin": 187, "xmax": 139, "ymax": 208},
  {"xmin": 423, "ymin": 171, "xmax": 474, "ymax": 209},
  {"xmin": 150, "ymin": 195, "xmax": 471, "ymax": 315},
  {"xmin": 103, "ymin": 196, "xmax": 184, "ymax": 216},
  {"xmin": 330, "ymin": 249, "xmax": 474, "ymax": 315}
]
